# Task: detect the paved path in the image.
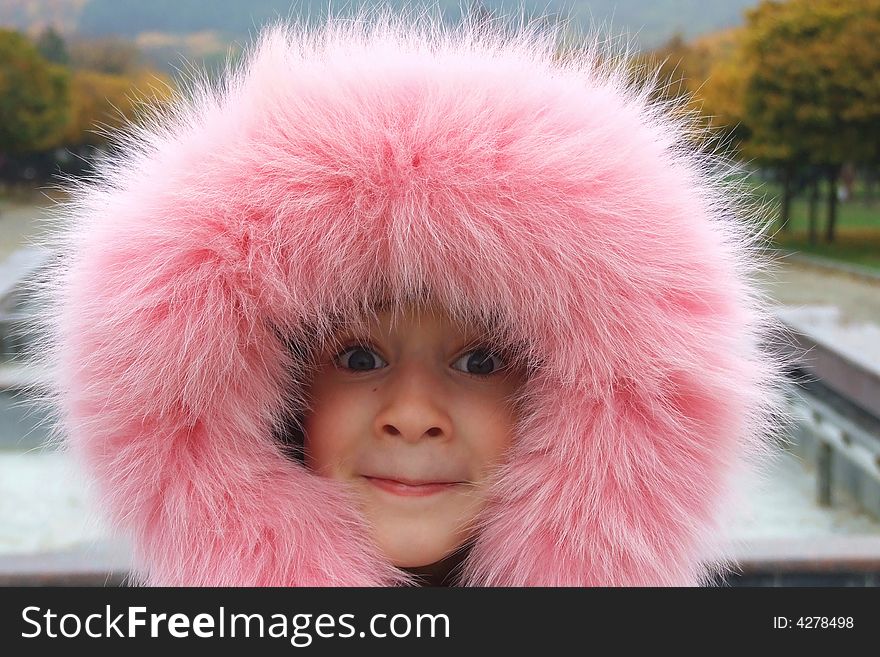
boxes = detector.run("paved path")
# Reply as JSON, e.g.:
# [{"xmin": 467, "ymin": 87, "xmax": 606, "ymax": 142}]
[
  {"xmin": 755, "ymin": 255, "xmax": 880, "ymax": 371},
  {"xmin": 0, "ymin": 195, "xmax": 60, "ymax": 263},
  {"xmin": 755, "ymin": 255, "xmax": 880, "ymax": 325}
]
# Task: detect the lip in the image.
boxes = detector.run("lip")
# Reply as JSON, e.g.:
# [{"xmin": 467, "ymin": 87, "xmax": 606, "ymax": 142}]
[{"xmin": 362, "ymin": 476, "xmax": 463, "ymax": 497}]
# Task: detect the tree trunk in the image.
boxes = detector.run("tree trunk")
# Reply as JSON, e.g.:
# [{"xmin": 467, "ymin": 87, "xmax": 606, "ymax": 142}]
[
  {"xmin": 808, "ymin": 175, "xmax": 820, "ymax": 245},
  {"xmin": 780, "ymin": 164, "xmax": 794, "ymax": 232},
  {"xmin": 865, "ymin": 167, "xmax": 876, "ymax": 208},
  {"xmin": 825, "ymin": 165, "xmax": 841, "ymax": 243}
]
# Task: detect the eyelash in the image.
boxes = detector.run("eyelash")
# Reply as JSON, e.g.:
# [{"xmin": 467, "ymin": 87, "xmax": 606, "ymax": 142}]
[{"xmin": 332, "ymin": 342, "xmax": 507, "ymax": 378}]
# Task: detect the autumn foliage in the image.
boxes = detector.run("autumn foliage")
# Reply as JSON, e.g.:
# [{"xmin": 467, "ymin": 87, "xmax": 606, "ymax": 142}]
[
  {"xmin": 3, "ymin": 1, "xmax": 879, "ymax": 243},
  {"xmin": 0, "ymin": 26, "xmax": 173, "ymax": 173},
  {"xmin": 640, "ymin": 0, "xmax": 880, "ymax": 242},
  {"xmin": 0, "ymin": 28, "xmax": 70, "ymax": 154}
]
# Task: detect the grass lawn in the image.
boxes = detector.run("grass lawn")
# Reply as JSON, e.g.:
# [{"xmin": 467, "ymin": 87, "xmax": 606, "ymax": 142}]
[
  {"xmin": 774, "ymin": 229, "xmax": 880, "ymax": 270},
  {"xmin": 745, "ymin": 177, "xmax": 880, "ymax": 271}
]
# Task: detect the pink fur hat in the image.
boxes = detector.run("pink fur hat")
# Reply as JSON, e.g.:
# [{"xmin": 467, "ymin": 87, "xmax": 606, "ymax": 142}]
[{"xmin": 32, "ymin": 9, "xmax": 790, "ymax": 586}]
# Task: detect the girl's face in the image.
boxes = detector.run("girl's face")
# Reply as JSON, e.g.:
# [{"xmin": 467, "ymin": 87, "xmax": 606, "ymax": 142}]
[{"xmin": 302, "ymin": 303, "xmax": 527, "ymax": 569}]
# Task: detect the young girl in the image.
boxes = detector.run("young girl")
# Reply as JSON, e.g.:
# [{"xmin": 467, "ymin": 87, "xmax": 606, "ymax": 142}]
[
  {"xmin": 287, "ymin": 297, "xmax": 532, "ymax": 585},
  {"xmin": 33, "ymin": 7, "xmax": 791, "ymax": 586}
]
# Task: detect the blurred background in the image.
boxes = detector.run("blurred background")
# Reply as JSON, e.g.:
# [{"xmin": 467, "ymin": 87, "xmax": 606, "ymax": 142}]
[{"xmin": 1, "ymin": 0, "xmax": 879, "ymax": 586}]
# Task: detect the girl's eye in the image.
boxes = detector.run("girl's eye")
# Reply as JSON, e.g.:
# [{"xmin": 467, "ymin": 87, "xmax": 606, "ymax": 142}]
[
  {"xmin": 452, "ymin": 348, "xmax": 505, "ymax": 376},
  {"xmin": 335, "ymin": 345, "xmax": 388, "ymax": 372}
]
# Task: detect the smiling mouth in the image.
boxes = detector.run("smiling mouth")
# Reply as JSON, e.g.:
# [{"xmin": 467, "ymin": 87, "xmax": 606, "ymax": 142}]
[{"xmin": 362, "ymin": 476, "xmax": 464, "ymax": 497}]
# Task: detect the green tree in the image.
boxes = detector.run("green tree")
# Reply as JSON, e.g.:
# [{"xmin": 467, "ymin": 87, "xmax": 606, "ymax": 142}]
[
  {"xmin": 0, "ymin": 29, "xmax": 70, "ymax": 156},
  {"xmin": 35, "ymin": 25, "xmax": 70, "ymax": 65},
  {"xmin": 741, "ymin": 0, "xmax": 880, "ymax": 241}
]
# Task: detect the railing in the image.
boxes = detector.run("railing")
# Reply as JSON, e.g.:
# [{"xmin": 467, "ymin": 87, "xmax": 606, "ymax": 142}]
[
  {"xmin": 789, "ymin": 389, "xmax": 880, "ymax": 508},
  {"xmin": 767, "ymin": 311, "xmax": 880, "ymax": 520}
]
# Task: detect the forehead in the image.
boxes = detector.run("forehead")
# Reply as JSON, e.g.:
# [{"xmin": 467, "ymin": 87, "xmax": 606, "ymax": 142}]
[
  {"xmin": 337, "ymin": 300, "xmax": 485, "ymax": 340},
  {"xmin": 301, "ymin": 285, "xmax": 527, "ymax": 360}
]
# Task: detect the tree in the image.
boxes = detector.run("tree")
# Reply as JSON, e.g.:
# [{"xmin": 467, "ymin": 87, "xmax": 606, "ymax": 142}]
[
  {"xmin": 639, "ymin": 33, "xmax": 706, "ymax": 105},
  {"xmin": 0, "ymin": 29, "xmax": 70, "ymax": 157},
  {"xmin": 693, "ymin": 28, "xmax": 751, "ymax": 150},
  {"xmin": 35, "ymin": 25, "xmax": 70, "ymax": 65},
  {"xmin": 635, "ymin": 30, "xmax": 748, "ymax": 159},
  {"xmin": 68, "ymin": 37, "xmax": 143, "ymax": 75},
  {"xmin": 740, "ymin": 0, "xmax": 880, "ymax": 241},
  {"xmin": 62, "ymin": 68, "xmax": 174, "ymax": 147}
]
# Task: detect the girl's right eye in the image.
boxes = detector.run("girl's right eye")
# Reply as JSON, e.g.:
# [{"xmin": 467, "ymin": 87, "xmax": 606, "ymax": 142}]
[{"xmin": 334, "ymin": 345, "xmax": 388, "ymax": 372}]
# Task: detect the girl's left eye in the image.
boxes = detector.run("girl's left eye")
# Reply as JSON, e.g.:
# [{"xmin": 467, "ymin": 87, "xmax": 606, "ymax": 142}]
[{"xmin": 452, "ymin": 349, "xmax": 505, "ymax": 376}]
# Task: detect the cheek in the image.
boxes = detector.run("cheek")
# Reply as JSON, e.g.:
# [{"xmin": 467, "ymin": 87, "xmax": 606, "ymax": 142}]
[
  {"xmin": 457, "ymin": 389, "xmax": 522, "ymax": 470},
  {"xmin": 302, "ymin": 376, "xmax": 373, "ymax": 477}
]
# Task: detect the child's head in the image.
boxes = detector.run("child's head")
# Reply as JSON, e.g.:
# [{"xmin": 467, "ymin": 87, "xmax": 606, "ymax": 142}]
[
  {"xmin": 299, "ymin": 299, "xmax": 528, "ymax": 570},
  {"xmin": 45, "ymin": 12, "xmax": 787, "ymax": 587}
]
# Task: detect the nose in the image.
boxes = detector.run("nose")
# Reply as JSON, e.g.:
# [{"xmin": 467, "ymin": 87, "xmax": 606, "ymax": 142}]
[{"xmin": 373, "ymin": 362, "xmax": 453, "ymax": 443}]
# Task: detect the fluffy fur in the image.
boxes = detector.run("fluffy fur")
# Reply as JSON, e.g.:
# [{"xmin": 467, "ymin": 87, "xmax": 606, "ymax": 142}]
[{"xmin": 25, "ymin": 7, "xmax": 792, "ymax": 586}]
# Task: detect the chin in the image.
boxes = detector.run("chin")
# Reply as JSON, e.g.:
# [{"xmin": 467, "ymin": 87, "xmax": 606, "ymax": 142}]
[
  {"xmin": 378, "ymin": 532, "xmax": 460, "ymax": 569},
  {"xmin": 387, "ymin": 546, "xmax": 452, "ymax": 569}
]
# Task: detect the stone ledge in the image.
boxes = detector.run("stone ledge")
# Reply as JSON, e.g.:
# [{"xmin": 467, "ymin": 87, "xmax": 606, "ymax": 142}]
[
  {"xmin": 726, "ymin": 535, "xmax": 880, "ymax": 574},
  {"xmin": 2, "ymin": 536, "xmax": 880, "ymax": 585},
  {"xmin": 0, "ymin": 540, "xmax": 132, "ymax": 587}
]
